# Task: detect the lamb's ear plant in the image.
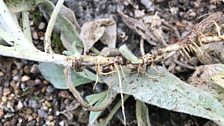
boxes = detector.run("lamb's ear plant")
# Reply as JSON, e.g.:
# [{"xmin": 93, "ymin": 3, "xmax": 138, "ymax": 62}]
[{"xmin": 2, "ymin": 0, "xmax": 224, "ymax": 126}]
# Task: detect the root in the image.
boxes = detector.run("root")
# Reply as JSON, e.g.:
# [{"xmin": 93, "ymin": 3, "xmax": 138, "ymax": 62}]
[
  {"xmin": 114, "ymin": 63, "xmax": 126, "ymax": 125},
  {"xmin": 93, "ymin": 64, "xmax": 100, "ymax": 90},
  {"xmin": 64, "ymin": 67, "xmax": 117, "ymax": 112}
]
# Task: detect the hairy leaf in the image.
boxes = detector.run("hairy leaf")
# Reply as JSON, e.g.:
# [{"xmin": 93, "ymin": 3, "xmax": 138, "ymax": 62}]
[
  {"xmin": 136, "ymin": 100, "xmax": 151, "ymax": 126},
  {"xmin": 103, "ymin": 66, "xmax": 224, "ymax": 125},
  {"xmin": 5, "ymin": 0, "xmax": 35, "ymax": 13},
  {"xmin": 80, "ymin": 19, "xmax": 116, "ymax": 53},
  {"xmin": 37, "ymin": 0, "xmax": 83, "ymax": 52},
  {"xmin": 86, "ymin": 91, "xmax": 107, "ymax": 125},
  {"xmin": 38, "ymin": 63, "xmax": 99, "ymax": 89},
  {"xmin": 5, "ymin": 0, "xmax": 82, "ymax": 52}
]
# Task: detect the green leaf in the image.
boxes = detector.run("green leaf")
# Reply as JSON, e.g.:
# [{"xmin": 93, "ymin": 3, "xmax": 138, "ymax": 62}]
[
  {"xmin": 136, "ymin": 100, "xmax": 151, "ymax": 126},
  {"xmin": 37, "ymin": 0, "xmax": 83, "ymax": 52},
  {"xmin": 5, "ymin": 0, "xmax": 83, "ymax": 52},
  {"xmin": 86, "ymin": 91, "xmax": 107, "ymax": 105},
  {"xmin": 103, "ymin": 66, "xmax": 224, "ymax": 125},
  {"xmin": 5, "ymin": 0, "xmax": 35, "ymax": 13},
  {"xmin": 86, "ymin": 91, "xmax": 107, "ymax": 125},
  {"xmin": 38, "ymin": 63, "xmax": 98, "ymax": 89},
  {"xmin": 96, "ymin": 95, "xmax": 129, "ymax": 126},
  {"xmin": 119, "ymin": 45, "xmax": 141, "ymax": 64}
]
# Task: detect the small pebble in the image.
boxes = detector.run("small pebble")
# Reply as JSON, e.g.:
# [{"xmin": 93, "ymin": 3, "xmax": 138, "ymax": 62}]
[
  {"xmin": 7, "ymin": 101, "xmax": 15, "ymax": 112},
  {"xmin": 25, "ymin": 108, "xmax": 33, "ymax": 115},
  {"xmin": 23, "ymin": 65, "xmax": 30, "ymax": 74},
  {"xmin": 30, "ymin": 64, "xmax": 38, "ymax": 74},
  {"xmin": 46, "ymin": 85, "xmax": 54, "ymax": 94},
  {"xmin": 188, "ymin": 9, "xmax": 196, "ymax": 17},
  {"xmin": 16, "ymin": 101, "xmax": 23, "ymax": 110},
  {"xmin": 35, "ymin": 79, "xmax": 41, "ymax": 85},
  {"xmin": 36, "ymin": 117, "xmax": 40, "ymax": 123},
  {"xmin": 27, "ymin": 115, "xmax": 33, "ymax": 121},
  {"xmin": 38, "ymin": 22, "xmax": 46, "ymax": 30},
  {"xmin": 4, "ymin": 112, "xmax": 14, "ymax": 118},
  {"xmin": 32, "ymin": 112, "xmax": 38, "ymax": 118},
  {"xmin": 13, "ymin": 75, "xmax": 20, "ymax": 81},
  {"xmin": 10, "ymin": 81, "xmax": 19, "ymax": 90},
  {"xmin": 3, "ymin": 88, "xmax": 11, "ymax": 96},
  {"xmin": 15, "ymin": 89, "xmax": 21, "ymax": 95},
  {"xmin": 59, "ymin": 121, "xmax": 65, "ymax": 126},
  {"xmin": 46, "ymin": 120, "xmax": 55, "ymax": 126},
  {"xmin": 3, "ymin": 80, "xmax": 10, "ymax": 87},
  {"xmin": 32, "ymin": 31, "xmax": 39, "ymax": 40},
  {"xmin": 39, "ymin": 36, "xmax": 44, "ymax": 41},
  {"xmin": 44, "ymin": 100, "xmax": 52, "ymax": 108},
  {"xmin": 47, "ymin": 115, "xmax": 54, "ymax": 121},
  {"xmin": 3, "ymin": 121, "xmax": 12, "ymax": 126},
  {"xmin": 18, "ymin": 118, "xmax": 23, "ymax": 123},
  {"xmin": 26, "ymin": 80, "xmax": 37, "ymax": 87},
  {"xmin": 2, "ymin": 96, "xmax": 8, "ymax": 103},
  {"xmin": 0, "ymin": 108, "xmax": 4, "ymax": 119},
  {"xmin": 28, "ymin": 100, "xmax": 40, "ymax": 109},
  {"xmin": 0, "ymin": 72, "xmax": 3, "ymax": 77},
  {"xmin": 42, "ymin": 105, "xmax": 48, "ymax": 110},
  {"xmin": 21, "ymin": 75, "xmax": 30, "ymax": 82},
  {"xmin": 30, "ymin": 21, "xmax": 34, "ymax": 26},
  {"xmin": 20, "ymin": 83, "xmax": 26, "ymax": 90},
  {"xmin": 38, "ymin": 109, "xmax": 48, "ymax": 118},
  {"xmin": 12, "ymin": 69, "xmax": 19, "ymax": 76},
  {"xmin": 58, "ymin": 91, "xmax": 69, "ymax": 98},
  {"xmin": 27, "ymin": 120, "xmax": 36, "ymax": 126},
  {"xmin": 7, "ymin": 94, "xmax": 15, "ymax": 100},
  {"xmin": 43, "ymin": 80, "xmax": 49, "ymax": 85}
]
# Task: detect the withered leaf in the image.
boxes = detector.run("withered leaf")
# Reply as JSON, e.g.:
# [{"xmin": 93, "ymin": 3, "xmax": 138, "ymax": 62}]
[
  {"xmin": 118, "ymin": 11, "xmax": 157, "ymax": 46},
  {"xmin": 80, "ymin": 19, "xmax": 116, "ymax": 53}
]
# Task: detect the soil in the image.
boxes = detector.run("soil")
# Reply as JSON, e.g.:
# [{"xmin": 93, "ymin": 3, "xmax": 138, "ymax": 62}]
[{"xmin": 0, "ymin": 0, "xmax": 223, "ymax": 126}]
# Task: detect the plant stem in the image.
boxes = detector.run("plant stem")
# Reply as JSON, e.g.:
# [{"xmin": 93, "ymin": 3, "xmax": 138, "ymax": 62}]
[
  {"xmin": 0, "ymin": 45, "xmax": 72, "ymax": 67},
  {"xmin": 0, "ymin": 0, "xmax": 35, "ymax": 49},
  {"xmin": 22, "ymin": 11, "xmax": 32, "ymax": 42},
  {"xmin": 44, "ymin": 0, "xmax": 64, "ymax": 53}
]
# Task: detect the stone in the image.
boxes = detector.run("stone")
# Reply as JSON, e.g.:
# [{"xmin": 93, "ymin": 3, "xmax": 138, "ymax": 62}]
[
  {"xmin": 3, "ymin": 88, "xmax": 11, "ymax": 96},
  {"xmin": 47, "ymin": 115, "xmax": 54, "ymax": 121},
  {"xmin": 0, "ymin": 108, "xmax": 4, "ymax": 119},
  {"xmin": 23, "ymin": 65, "xmax": 30, "ymax": 74},
  {"xmin": 32, "ymin": 31, "xmax": 39, "ymax": 40},
  {"xmin": 26, "ymin": 80, "xmax": 37, "ymax": 87},
  {"xmin": 16, "ymin": 101, "xmax": 23, "ymax": 110},
  {"xmin": 38, "ymin": 109, "xmax": 48, "ymax": 119},
  {"xmin": 38, "ymin": 22, "xmax": 46, "ymax": 30},
  {"xmin": 30, "ymin": 64, "xmax": 38, "ymax": 74},
  {"xmin": 21, "ymin": 75, "xmax": 30, "ymax": 82},
  {"xmin": 28, "ymin": 100, "xmax": 40, "ymax": 109}
]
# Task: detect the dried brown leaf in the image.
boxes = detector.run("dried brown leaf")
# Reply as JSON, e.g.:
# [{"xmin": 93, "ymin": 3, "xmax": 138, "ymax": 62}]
[
  {"xmin": 100, "ymin": 20, "xmax": 116, "ymax": 48},
  {"xmin": 196, "ymin": 42, "xmax": 224, "ymax": 64},
  {"xmin": 80, "ymin": 19, "xmax": 116, "ymax": 53},
  {"xmin": 118, "ymin": 11, "xmax": 157, "ymax": 46}
]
